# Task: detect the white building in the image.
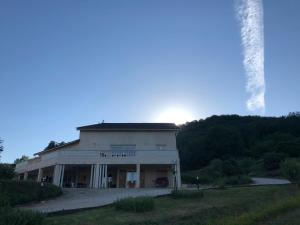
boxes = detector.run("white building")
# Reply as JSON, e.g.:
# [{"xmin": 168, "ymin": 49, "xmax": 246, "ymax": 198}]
[{"xmin": 15, "ymin": 123, "xmax": 181, "ymax": 189}]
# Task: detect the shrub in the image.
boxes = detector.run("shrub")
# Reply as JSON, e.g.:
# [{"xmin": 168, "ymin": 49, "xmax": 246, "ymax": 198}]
[
  {"xmin": 222, "ymin": 159, "xmax": 242, "ymax": 176},
  {"xmin": 280, "ymin": 158, "xmax": 300, "ymax": 182},
  {"xmin": 171, "ymin": 190, "xmax": 204, "ymax": 199},
  {"xmin": 237, "ymin": 158, "xmax": 256, "ymax": 175},
  {"xmin": 0, "ymin": 180, "xmax": 62, "ymax": 206},
  {"xmin": 115, "ymin": 196, "xmax": 154, "ymax": 212},
  {"xmin": 263, "ymin": 152, "xmax": 284, "ymax": 171},
  {"xmin": 181, "ymin": 174, "xmax": 198, "ymax": 184},
  {"xmin": 0, "ymin": 163, "xmax": 15, "ymax": 180},
  {"xmin": 222, "ymin": 175, "xmax": 252, "ymax": 186},
  {"xmin": 0, "ymin": 207, "xmax": 44, "ymax": 225}
]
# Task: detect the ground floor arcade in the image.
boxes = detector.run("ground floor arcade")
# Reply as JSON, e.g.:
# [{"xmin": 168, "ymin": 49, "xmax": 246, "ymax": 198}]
[{"xmin": 18, "ymin": 164, "xmax": 180, "ymax": 188}]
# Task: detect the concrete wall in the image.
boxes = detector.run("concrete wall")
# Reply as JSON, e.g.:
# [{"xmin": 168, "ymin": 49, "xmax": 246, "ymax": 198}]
[
  {"xmin": 15, "ymin": 130, "xmax": 181, "ymax": 188},
  {"xmin": 79, "ymin": 131, "xmax": 177, "ymax": 150}
]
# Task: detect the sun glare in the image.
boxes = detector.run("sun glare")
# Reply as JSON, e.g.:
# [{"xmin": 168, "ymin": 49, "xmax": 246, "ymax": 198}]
[{"xmin": 155, "ymin": 107, "xmax": 195, "ymax": 125}]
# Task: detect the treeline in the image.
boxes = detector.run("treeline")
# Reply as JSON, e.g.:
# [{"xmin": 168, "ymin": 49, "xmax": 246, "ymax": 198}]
[{"xmin": 177, "ymin": 114, "xmax": 300, "ymax": 171}]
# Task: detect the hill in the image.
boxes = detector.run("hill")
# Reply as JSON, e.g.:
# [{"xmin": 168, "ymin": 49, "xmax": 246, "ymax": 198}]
[{"xmin": 177, "ymin": 113, "xmax": 300, "ymax": 172}]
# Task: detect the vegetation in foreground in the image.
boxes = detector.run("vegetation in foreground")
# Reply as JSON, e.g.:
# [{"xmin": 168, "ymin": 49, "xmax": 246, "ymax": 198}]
[
  {"xmin": 0, "ymin": 180, "xmax": 62, "ymax": 225},
  {"xmin": 115, "ymin": 196, "xmax": 154, "ymax": 213},
  {"xmin": 46, "ymin": 185, "xmax": 300, "ymax": 225}
]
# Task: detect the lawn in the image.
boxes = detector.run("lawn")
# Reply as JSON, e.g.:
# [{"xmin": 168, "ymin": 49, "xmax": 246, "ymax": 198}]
[{"xmin": 45, "ymin": 185, "xmax": 300, "ymax": 225}]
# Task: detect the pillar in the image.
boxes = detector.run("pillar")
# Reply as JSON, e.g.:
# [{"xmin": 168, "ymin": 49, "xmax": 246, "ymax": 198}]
[
  {"xmin": 37, "ymin": 168, "xmax": 43, "ymax": 182},
  {"xmin": 116, "ymin": 168, "xmax": 120, "ymax": 188},
  {"xmin": 136, "ymin": 164, "xmax": 140, "ymax": 188},
  {"xmin": 93, "ymin": 164, "xmax": 100, "ymax": 188},
  {"xmin": 24, "ymin": 172, "xmax": 28, "ymax": 180},
  {"xmin": 53, "ymin": 164, "xmax": 64, "ymax": 187},
  {"xmin": 89, "ymin": 165, "xmax": 94, "ymax": 188},
  {"xmin": 176, "ymin": 160, "xmax": 181, "ymax": 189}
]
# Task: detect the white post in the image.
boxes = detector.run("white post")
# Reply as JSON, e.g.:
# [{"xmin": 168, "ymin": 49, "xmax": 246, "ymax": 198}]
[
  {"xmin": 116, "ymin": 168, "xmax": 120, "ymax": 188},
  {"xmin": 37, "ymin": 168, "xmax": 43, "ymax": 182},
  {"xmin": 89, "ymin": 165, "xmax": 94, "ymax": 188},
  {"xmin": 59, "ymin": 165, "xmax": 65, "ymax": 187},
  {"xmin": 24, "ymin": 172, "xmax": 28, "ymax": 180},
  {"xmin": 176, "ymin": 160, "xmax": 181, "ymax": 188},
  {"xmin": 53, "ymin": 164, "xmax": 64, "ymax": 186},
  {"xmin": 93, "ymin": 164, "xmax": 100, "ymax": 188},
  {"xmin": 136, "ymin": 164, "xmax": 140, "ymax": 188},
  {"xmin": 104, "ymin": 164, "xmax": 108, "ymax": 188}
]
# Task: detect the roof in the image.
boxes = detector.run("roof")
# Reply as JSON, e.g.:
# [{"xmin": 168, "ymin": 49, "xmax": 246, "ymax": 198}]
[
  {"xmin": 77, "ymin": 123, "xmax": 179, "ymax": 131},
  {"xmin": 34, "ymin": 139, "xmax": 80, "ymax": 156}
]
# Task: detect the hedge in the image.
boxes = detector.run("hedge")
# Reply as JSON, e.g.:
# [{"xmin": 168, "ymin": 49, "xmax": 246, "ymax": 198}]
[{"xmin": 0, "ymin": 180, "xmax": 62, "ymax": 206}]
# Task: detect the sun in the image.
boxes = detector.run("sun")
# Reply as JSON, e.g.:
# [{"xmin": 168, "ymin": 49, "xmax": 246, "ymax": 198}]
[{"xmin": 155, "ymin": 107, "xmax": 195, "ymax": 125}]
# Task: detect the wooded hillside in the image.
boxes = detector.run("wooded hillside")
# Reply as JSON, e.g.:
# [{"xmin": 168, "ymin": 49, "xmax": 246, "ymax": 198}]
[{"xmin": 177, "ymin": 113, "xmax": 300, "ymax": 171}]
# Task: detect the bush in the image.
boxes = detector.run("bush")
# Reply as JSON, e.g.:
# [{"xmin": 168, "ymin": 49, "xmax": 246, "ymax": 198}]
[
  {"xmin": 171, "ymin": 190, "xmax": 204, "ymax": 199},
  {"xmin": 0, "ymin": 180, "xmax": 62, "ymax": 206},
  {"xmin": 0, "ymin": 207, "xmax": 44, "ymax": 225},
  {"xmin": 222, "ymin": 159, "xmax": 242, "ymax": 176},
  {"xmin": 115, "ymin": 196, "xmax": 154, "ymax": 212},
  {"xmin": 222, "ymin": 175, "xmax": 252, "ymax": 186},
  {"xmin": 0, "ymin": 163, "xmax": 15, "ymax": 180},
  {"xmin": 280, "ymin": 158, "xmax": 300, "ymax": 182},
  {"xmin": 263, "ymin": 152, "xmax": 284, "ymax": 171}
]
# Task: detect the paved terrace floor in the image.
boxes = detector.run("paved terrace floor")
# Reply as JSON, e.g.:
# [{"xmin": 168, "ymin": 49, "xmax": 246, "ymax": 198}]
[{"xmin": 19, "ymin": 188, "xmax": 172, "ymax": 213}]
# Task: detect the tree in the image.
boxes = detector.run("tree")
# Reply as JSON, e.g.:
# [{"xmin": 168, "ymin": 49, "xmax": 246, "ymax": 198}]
[
  {"xmin": 44, "ymin": 141, "xmax": 65, "ymax": 150},
  {"xmin": 0, "ymin": 163, "xmax": 15, "ymax": 179},
  {"xmin": 0, "ymin": 138, "xmax": 3, "ymax": 162},
  {"xmin": 14, "ymin": 155, "xmax": 29, "ymax": 164},
  {"xmin": 280, "ymin": 158, "xmax": 300, "ymax": 183}
]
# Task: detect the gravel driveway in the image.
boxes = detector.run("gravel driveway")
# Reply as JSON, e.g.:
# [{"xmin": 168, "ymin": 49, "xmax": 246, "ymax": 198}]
[{"xmin": 19, "ymin": 188, "xmax": 172, "ymax": 213}]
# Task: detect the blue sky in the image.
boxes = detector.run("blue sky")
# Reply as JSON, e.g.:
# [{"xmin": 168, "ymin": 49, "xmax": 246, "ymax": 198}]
[{"xmin": 0, "ymin": 0, "xmax": 299, "ymax": 162}]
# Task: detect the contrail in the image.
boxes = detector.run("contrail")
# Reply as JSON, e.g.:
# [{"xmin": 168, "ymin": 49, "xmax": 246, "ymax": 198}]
[{"xmin": 236, "ymin": 0, "xmax": 265, "ymax": 113}]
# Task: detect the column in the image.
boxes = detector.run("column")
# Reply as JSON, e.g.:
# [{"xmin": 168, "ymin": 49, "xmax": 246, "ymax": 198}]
[
  {"xmin": 59, "ymin": 165, "xmax": 65, "ymax": 187},
  {"xmin": 89, "ymin": 165, "xmax": 94, "ymax": 188},
  {"xmin": 37, "ymin": 168, "xmax": 43, "ymax": 182},
  {"xmin": 176, "ymin": 160, "xmax": 181, "ymax": 189},
  {"xmin": 53, "ymin": 164, "xmax": 64, "ymax": 187},
  {"xmin": 116, "ymin": 168, "xmax": 120, "ymax": 188},
  {"xmin": 136, "ymin": 164, "xmax": 140, "ymax": 188},
  {"xmin": 24, "ymin": 172, "xmax": 28, "ymax": 180},
  {"xmin": 100, "ymin": 164, "xmax": 107, "ymax": 188},
  {"xmin": 93, "ymin": 164, "xmax": 100, "ymax": 188}
]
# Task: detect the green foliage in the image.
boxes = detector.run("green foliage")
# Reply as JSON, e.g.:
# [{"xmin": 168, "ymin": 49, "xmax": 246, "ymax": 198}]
[
  {"xmin": 222, "ymin": 159, "xmax": 242, "ymax": 176},
  {"xmin": 114, "ymin": 196, "xmax": 155, "ymax": 213},
  {"xmin": 220, "ymin": 194, "xmax": 300, "ymax": 225},
  {"xmin": 182, "ymin": 159, "xmax": 252, "ymax": 185},
  {"xmin": 263, "ymin": 152, "xmax": 285, "ymax": 171},
  {"xmin": 14, "ymin": 155, "xmax": 29, "ymax": 164},
  {"xmin": 44, "ymin": 141, "xmax": 65, "ymax": 150},
  {"xmin": 0, "ymin": 180, "xmax": 62, "ymax": 206},
  {"xmin": 0, "ymin": 163, "xmax": 15, "ymax": 179},
  {"xmin": 177, "ymin": 115, "xmax": 300, "ymax": 171},
  {"xmin": 0, "ymin": 207, "xmax": 44, "ymax": 225},
  {"xmin": 280, "ymin": 158, "xmax": 300, "ymax": 182},
  {"xmin": 0, "ymin": 138, "xmax": 3, "ymax": 153},
  {"xmin": 171, "ymin": 190, "xmax": 204, "ymax": 199},
  {"xmin": 221, "ymin": 175, "xmax": 252, "ymax": 186}
]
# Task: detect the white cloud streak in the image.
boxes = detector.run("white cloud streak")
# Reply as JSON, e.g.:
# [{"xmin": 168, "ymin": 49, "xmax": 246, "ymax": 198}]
[{"xmin": 236, "ymin": 0, "xmax": 265, "ymax": 113}]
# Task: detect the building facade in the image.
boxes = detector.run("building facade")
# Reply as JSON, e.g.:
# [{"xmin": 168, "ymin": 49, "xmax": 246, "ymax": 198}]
[{"xmin": 15, "ymin": 123, "xmax": 181, "ymax": 189}]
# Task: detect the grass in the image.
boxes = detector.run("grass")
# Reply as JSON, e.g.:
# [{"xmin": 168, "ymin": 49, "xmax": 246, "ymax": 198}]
[
  {"xmin": 45, "ymin": 185, "xmax": 300, "ymax": 225},
  {"xmin": 171, "ymin": 190, "xmax": 204, "ymax": 199},
  {"xmin": 114, "ymin": 196, "xmax": 154, "ymax": 212}
]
